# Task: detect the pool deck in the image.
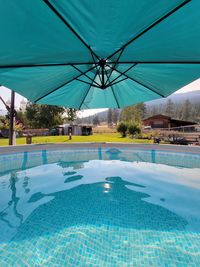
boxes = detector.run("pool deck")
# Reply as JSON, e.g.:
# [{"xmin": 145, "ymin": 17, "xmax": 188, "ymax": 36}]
[{"xmin": 0, "ymin": 142, "xmax": 200, "ymax": 155}]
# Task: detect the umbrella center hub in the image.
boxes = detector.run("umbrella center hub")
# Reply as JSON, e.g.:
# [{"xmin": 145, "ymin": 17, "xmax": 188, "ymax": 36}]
[
  {"xmin": 78, "ymin": 59, "xmax": 122, "ymax": 90},
  {"xmin": 90, "ymin": 59, "xmax": 119, "ymax": 89},
  {"xmin": 99, "ymin": 59, "xmax": 106, "ymax": 67}
]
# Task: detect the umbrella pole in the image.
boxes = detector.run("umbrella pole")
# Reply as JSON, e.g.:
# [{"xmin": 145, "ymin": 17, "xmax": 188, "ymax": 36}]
[{"xmin": 9, "ymin": 90, "xmax": 15, "ymax": 146}]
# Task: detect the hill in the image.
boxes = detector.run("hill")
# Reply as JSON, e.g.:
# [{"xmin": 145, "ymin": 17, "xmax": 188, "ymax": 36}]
[
  {"xmin": 79, "ymin": 90, "xmax": 200, "ymax": 123},
  {"xmin": 146, "ymin": 90, "xmax": 200, "ymax": 107}
]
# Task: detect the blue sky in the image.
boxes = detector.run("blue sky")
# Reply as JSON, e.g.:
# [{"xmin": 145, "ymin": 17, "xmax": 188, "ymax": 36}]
[{"xmin": 0, "ymin": 78, "xmax": 200, "ymax": 117}]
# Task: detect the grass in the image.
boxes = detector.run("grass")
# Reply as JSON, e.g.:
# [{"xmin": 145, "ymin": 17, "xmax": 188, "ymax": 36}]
[{"xmin": 0, "ymin": 133, "xmax": 153, "ymax": 146}]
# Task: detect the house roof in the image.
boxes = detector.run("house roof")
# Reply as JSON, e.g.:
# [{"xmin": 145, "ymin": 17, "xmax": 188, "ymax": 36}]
[
  {"xmin": 170, "ymin": 119, "xmax": 197, "ymax": 125},
  {"xmin": 143, "ymin": 114, "xmax": 197, "ymax": 125},
  {"xmin": 143, "ymin": 114, "xmax": 171, "ymax": 121}
]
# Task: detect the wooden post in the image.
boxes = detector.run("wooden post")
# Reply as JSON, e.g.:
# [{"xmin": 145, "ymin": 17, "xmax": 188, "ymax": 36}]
[{"xmin": 9, "ymin": 91, "xmax": 15, "ymax": 145}]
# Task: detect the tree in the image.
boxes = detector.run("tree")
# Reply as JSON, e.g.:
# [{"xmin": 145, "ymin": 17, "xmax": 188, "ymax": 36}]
[
  {"xmin": 193, "ymin": 103, "xmax": 200, "ymax": 123},
  {"xmin": 117, "ymin": 122, "xmax": 128, "ymax": 137},
  {"xmin": 139, "ymin": 103, "xmax": 147, "ymax": 119},
  {"xmin": 0, "ymin": 116, "xmax": 5, "ymax": 130},
  {"xmin": 26, "ymin": 103, "xmax": 65, "ymax": 128},
  {"xmin": 93, "ymin": 115, "xmax": 100, "ymax": 126},
  {"xmin": 128, "ymin": 124, "xmax": 141, "ymax": 137},
  {"xmin": 112, "ymin": 109, "xmax": 120, "ymax": 125},
  {"xmin": 66, "ymin": 108, "xmax": 77, "ymax": 122},
  {"xmin": 133, "ymin": 98, "xmax": 200, "ymax": 124},
  {"xmin": 107, "ymin": 108, "xmax": 113, "ymax": 126},
  {"xmin": 120, "ymin": 103, "xmax": 145, "ymax": 124},
  {"xmin": 0, "ymin": 115, "xmax": 23, "ymax": 133},
  {"xmin": 16, "ymin": 110, "xmax": 29, "ymax": 127},
  {"xmin": 165, "ymin": 99, "xmax": 174, "ymax": 117},
  {"xmin": 181, "ymin": 99, "xmax": 192, "ymax": 121},
  {"xmin": 151, "ymin": 106, "xmax": 158, "ymax": 116}
]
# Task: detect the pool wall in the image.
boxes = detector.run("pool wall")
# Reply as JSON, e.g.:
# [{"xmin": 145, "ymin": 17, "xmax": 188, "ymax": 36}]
[{"xmin": 0, "ymin": 143, "xmax": 200, "ymax": 155}]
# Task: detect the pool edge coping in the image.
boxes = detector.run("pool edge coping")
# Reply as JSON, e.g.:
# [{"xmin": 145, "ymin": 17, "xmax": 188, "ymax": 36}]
[{"xmin": 0, "ymin": 142, "xmax": 200, "ymax": 155}]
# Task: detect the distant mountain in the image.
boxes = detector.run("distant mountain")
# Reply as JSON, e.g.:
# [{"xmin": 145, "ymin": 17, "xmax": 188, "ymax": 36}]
[
  {"xmin": 92, "ymin": 109, "xmax": 108, "ymax": 121},
  {"xmin": 79, "ymin": 90, "xmax": 200, "ymax": 123},
  {"xmin": 78, "ymin": 109, "xmax": 109, "ymax": 124},
  {"xmin": 146, "ymin": 90, "xmax": 200, "ymax": 106}
]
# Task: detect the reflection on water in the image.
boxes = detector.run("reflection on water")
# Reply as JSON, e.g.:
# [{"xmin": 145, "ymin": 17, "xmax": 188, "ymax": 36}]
[
  {"xmin": 13, "ymin": 175, "xmax": 187, "ymax": 242},
  {"xmin": 0, "ymin": 172, "xmax": 23, "ymax": 231},
  {"xmin": 0, "ymin": 148, "xmax": 200, "ymax": 266}
]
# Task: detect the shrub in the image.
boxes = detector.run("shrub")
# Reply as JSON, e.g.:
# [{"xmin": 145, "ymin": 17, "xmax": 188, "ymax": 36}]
[
  {"xmin": 117, "ymin": 122, "xmax": 128, "ymax": 137},
  {"xmin": 128, "ymin": 124, "xmax": 141, "ymax": 138}
]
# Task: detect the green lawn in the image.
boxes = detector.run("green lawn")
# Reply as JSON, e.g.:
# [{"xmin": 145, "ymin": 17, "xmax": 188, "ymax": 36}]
[{"xmin": 0, "ymin": 133, "xmax": 153, "ymax": 146}]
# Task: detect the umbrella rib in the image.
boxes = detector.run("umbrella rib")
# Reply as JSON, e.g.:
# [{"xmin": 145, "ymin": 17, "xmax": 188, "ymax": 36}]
[
  {"xmin": 34, "ymin": 65, "xmax": 97, "ymax": 103},
  {"xmin": 91, "ymin": 51, "xmax": 98, "ymax": 64},
  {"xmin": 76, "ymin": 78, "xmax": 100, "ymax": 89},
  {"xmin": 91, "ymin": 52, "xmax": 102, "ymax": 83},
  {"xmin": 71, "ymin": 65, "xmax": 101, "ymax": 87},
  {"xmin": 107, "ymin": 65, "xmax": 165, "ymax": 98},
  {"xmin": 109, "ymin": 77, "xmax": 128, "ymax": 87},
  {"xmin": 105, "ymin": 72, "xmax": 120, "ymax": 108},
  {"xmin": 113, "ymin": 61, "xmax": 200, "ymax": 64},
  {"xmin": 43, "ymin": 0, "xmax": 100, "ymax": 61},
  {"xmin": 97, "ymin": 65, "xmax": 102, "ymax": 84},
  {"xmin": 106, "ymin": 63, "xmax": 137, "ymax": 85},
  {"xmin": 106, "ymin": 0, "xmax": 191, "ymax": 60},
  {"xmin": 105, "ymin": 48, "xmax": 124, "ymax": 86},
  {"xmin": 79, "ymin": 73, "xmax": 98, "ymax": 109},
  {"xmin": 0, "ymin": 62, "xmax": 95, "ymax": 68}
]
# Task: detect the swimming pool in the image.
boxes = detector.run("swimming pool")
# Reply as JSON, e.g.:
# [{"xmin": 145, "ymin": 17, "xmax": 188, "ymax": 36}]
[{"xmin": 0, "ymin": 147, "xmax": 200, "ymax": 266}]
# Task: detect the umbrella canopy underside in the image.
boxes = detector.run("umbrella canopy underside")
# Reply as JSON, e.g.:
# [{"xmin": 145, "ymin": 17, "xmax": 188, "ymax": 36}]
[{"xmin": 0, "ymin": 0, "xmax": 200, "ymax": 109}]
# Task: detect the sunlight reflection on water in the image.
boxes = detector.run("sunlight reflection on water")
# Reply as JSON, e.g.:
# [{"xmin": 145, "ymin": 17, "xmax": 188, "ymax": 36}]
[{"xmin": 0, "ymin": 148, "xmax": 200, "ymax": 266}]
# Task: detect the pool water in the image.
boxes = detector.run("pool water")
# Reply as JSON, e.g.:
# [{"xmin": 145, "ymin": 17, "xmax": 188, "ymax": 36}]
[{"xmin": 0, "ymin": 148, "xmax": 200, "ymax": 266}]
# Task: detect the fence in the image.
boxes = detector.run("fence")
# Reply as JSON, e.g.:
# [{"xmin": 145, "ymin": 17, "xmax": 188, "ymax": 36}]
[{"xmin": 143, "ymin": 124, "xmax": 200, "ymax": 145}]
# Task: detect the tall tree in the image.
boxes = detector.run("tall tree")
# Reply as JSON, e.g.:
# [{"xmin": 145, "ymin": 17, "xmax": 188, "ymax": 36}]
[
  {"xmin": 112, "ymin": 109, "xmax": 120, "ymax": 125},
  {"xmin": 165, "ymin": 99, "xmax": 174, "ymax": 117},
  {"xmin": 16, "ymin": 110, "xmax": 29, "ymax": 127},
  {"xmin": 182, "ymin": 99, "xmax": 192, "ymax": 121},
  {"xmin": 107, "ymin": 108, "xmax": 113, "ymax": 126},
  {"xmin": 151, "ymin": 106, "xmax": 158, "ymax": 116},
  {"xmin": 26, "ymin": 103, "xmax": 65, "ymax": 128},
  {"xmin": 139, "ymin": 103, "xmax": 146, "ymax": 119},
  {"xmin": 93, "ymin": 115, "xmax": 100, "ymax": 126},
  {"xmin": 120, "ymin": 103, "xmax": 145, "ymax": 124},
  {"xmin": 66, "ymin": 108, "xmax": 77, "ymax": 122},
  {"xmin": 142, "ymin": 99, "xmax": 200, "ymax": 123}
]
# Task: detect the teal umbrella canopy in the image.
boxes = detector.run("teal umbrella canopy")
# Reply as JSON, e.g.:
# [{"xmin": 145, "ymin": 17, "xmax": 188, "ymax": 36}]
[{"xmin": 0, "ymin": 0, "xmax": 200, "ymax": 109}]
